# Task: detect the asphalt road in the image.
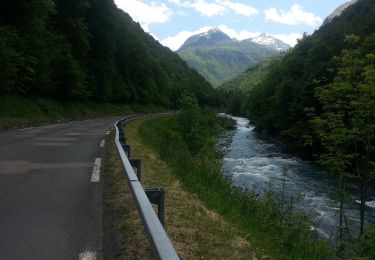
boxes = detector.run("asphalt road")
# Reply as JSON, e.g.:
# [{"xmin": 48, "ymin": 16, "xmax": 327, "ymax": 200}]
[{"xmin": 0, "ymin": 117, "xmax": 119, "ymax": 260}]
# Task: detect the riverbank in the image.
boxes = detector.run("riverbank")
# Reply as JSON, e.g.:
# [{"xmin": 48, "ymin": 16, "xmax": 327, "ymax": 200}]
[
  {"xmin": 221, "ymin": 115, "xmax": 375, "ymax": 258},
  {"xmin": 0, "ymin": 95, "xmax": 167, "ymax": 130},
  {"xmin": 137, "ymin": 113, "xmax": 338, "ymax": 259}
]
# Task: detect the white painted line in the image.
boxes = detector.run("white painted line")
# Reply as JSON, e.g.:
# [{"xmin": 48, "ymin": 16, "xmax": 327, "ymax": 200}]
[
  {"xmin": 18, "ymin": 127, "xmax": 33, "ymax": 131},
  {"xmin": 91, "ymin": 158, "xmax": 102, "ymax": 183},
  {"xmin": 100, "ymin": 139, "xmax": 105, "ymax": 148},
  {"xmin": 105, "ymin": 131, "xmax": 110, "ymax": 135},
  {"xmin": 79, "ymin": 250, "xmax": 96, "ymax": 260}
]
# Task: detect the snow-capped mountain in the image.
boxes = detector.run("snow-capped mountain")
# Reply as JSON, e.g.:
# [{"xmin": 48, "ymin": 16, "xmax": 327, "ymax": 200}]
[
  {"xmin": 177, "ymin": 28, "xmax": 288, "ymax": 86},
  {"xmin": 246, "ymin": 33, "xmax": 290, "ymax": 52},
  {"xmin": 323, "ymin": 0, "xmax": 358, "ymax": 25},
  {"xmin": 179, "ymin": 28, "xmax": 290, "ymax": 52},
  {"xmin": 178, "ymin": 28, "xmax": 231, "ymax": 51}
]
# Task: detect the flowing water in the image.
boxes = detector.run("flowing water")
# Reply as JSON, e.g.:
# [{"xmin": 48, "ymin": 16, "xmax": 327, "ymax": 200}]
[{"xmin": 219, "ymin": 114, "xmax": 375, "ymax": 239}]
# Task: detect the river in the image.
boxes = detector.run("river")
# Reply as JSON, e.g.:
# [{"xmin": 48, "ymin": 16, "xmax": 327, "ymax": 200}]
[{"xmin": 218, "ymin": 114, "xmax": 375, "ymax": 239}]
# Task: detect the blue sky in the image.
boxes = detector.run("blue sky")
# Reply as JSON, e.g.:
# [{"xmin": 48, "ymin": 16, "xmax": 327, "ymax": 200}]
[{"xmin": 115, "ymin": 0, "xmax": 352, "ymax": 50}]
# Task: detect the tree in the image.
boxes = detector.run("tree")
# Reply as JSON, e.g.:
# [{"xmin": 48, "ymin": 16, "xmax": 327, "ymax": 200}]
[{"xmin": 313, "ymin": 35, "xmax": 375, "ymax": 237}]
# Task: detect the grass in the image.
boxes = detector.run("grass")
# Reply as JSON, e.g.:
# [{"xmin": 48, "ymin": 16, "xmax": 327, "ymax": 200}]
[
  {"xmin": 137, "ymin": 115, "xmax": 337, "ymax": 260},
  {"xmin": 103, "ymin": 131, "xmax": 153, "ymax": 259},
  {"xmin": 104, "ymin": 117, "xmax": 257, "ymax": 259}
]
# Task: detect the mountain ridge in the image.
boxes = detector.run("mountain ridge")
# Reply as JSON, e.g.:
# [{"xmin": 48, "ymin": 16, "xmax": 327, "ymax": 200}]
[
  {"xmin": 179, "ymin": 28, "xmax": 232, "ymax": 51},
  {"xmin": 179, "ymin": 28, "xmax": 290, "ymax": 52},
  {"xmin": 323, "ymin": 0, "xmax": 358, "ymax": 25},
  {"xmin": 177, "ymin": 28, "xmax": 288, "ymax": 87}
]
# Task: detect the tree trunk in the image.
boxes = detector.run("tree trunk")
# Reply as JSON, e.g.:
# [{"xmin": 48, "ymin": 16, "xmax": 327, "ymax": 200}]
[
  {"xmin": 339, "ymin": 177, "xmax": 344, "ymax": 240},
  {"xmin": 360, "ymin": 181, "xmax": 367, "ymax": 236}
]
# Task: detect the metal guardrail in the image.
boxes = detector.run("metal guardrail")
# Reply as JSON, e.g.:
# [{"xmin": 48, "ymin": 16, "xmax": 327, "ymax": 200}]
[{"xmin": 114, "ymin": 114, "xmax": 179, "ymax": 260}]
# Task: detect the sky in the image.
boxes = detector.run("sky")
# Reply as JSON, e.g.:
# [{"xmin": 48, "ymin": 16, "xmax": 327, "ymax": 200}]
[{"xmin": 115, "ymin": 0, "xmax": 352, "ymax": 50}]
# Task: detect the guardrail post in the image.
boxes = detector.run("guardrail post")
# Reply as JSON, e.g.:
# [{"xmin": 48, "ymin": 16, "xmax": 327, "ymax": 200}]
[
  {"xmin": 145, "ymin": 188, "xmax": 165, "ymax": 226},
  {"xmin": 119, "ymin": 135, "xmax": 127, "ymax": 145},
  {"xmin": 122, "ymin": 144, "xmax": 131, "ymax": 158},
  {"xmin": 130, "ymin": 159, "xmax": 142, "ymax": 181}
]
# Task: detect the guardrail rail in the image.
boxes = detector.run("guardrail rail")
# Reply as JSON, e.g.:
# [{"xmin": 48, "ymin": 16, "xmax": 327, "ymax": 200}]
[{"xmin": 114, "ymin": 114, "xmax": 179, "ymax": 260}]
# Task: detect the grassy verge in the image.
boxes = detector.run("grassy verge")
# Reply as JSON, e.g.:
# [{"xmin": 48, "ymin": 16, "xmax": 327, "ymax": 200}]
[
  {"xmin": 103, "ymin": 117, "xmax": 257, "ymax": 259},
  {"xmin": 0, "ymin": 95, "xmax": 168, "ymax": 130},
  {"xmin": 103, "ymin": 131, "xmax": 153, "ymax": 259},
  {"xmin": 137, "ymin": 115, "xmax": 336, "ymax": 260}
]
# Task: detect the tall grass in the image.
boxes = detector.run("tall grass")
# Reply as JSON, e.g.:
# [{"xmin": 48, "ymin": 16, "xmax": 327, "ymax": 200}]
[{"xmin": 139, "ymin": 115, "xmax": 337, "ymax": 259}]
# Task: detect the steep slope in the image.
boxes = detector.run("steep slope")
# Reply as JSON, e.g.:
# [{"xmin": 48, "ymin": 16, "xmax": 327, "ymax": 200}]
[
  {"xmin": 218, "ymin": 57, "xmax": 279, "ymax": 115},
  {"xmin": 179, "ymin": 28, "xmax": 232, "ymax": 50},
  {"xmin": 245, "ymin": 0, "xmax": 375, "ymax": 147},
  {"xmin": 323, "ymin": 0, "xmax": 358, "ymax": 25},
  {"xmin": 0, "ymin": 0, "xmax": 218, "ymax": 107},
  {"xmin": 218, "ymin": 57, "xmax": 279, "ymax": 94},
  {"xmin": 177, "ymin": 29, "xmax": 284, "ymax": 87}
]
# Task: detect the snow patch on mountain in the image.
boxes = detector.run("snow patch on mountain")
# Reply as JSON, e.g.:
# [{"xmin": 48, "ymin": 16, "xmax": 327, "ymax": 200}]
[
  {"xmin": 248, "ymin": 33, "xmax": 290, "ymax": 51},
  {"xmin": 179, "ymin": 28, "xmax": 290, "ymax": 52}
]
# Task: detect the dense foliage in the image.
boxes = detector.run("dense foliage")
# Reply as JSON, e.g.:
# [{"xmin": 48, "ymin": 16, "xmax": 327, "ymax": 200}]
[
  {"xmin": 245, "ymin": 0, "xmax": 375, "ymax": 147},
  {"xmin": 224, "ymin": 0, "xmax": 374, "ymax": 242},
  {"xmin": 0, "ymin": 0, "xmax": 219, "ymax": 107},
  {"xmin": 139, "ymin": 109, "xmax": 338, "ymax": 259},
  {"xmin": 178, "ymin": 40, "xmax": 278, "ymax": 87},
  {"xmin": 218, "ymin": 57, "xmax": 279, "ymax": 115}
]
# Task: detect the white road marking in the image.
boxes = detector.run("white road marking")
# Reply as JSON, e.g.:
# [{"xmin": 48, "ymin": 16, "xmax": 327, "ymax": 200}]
[
  {"xmin": 91, "ymin": 158, "xmax": 102, "ymax": 182},
  {"xmin": 100, "ymin": 139, "xmax": 105, "ymax": 148},
  {"xmin": 18, "ymin": 127, "xmax": 33, "ymax": 131},
  {"xmin": 79, "ymin": 250, "xmax": 96, "ymax": 260},
  {"xmin": 65, "ymin": 132, "xmax": 82, "ymax": 136},
  {"xmin": 105, "ymin": 131, "xmax": 110, "ymax": 135}
]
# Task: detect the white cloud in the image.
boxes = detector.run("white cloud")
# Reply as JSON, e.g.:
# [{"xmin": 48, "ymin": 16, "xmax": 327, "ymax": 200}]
[
  {"xmin": 169, "ymin": 0, "xmax": 257, "ymax": 17},
  {"xmin": 115, "ymin": 0, "xmax": 172, "ymax": 32},
  {"xmin": 216, "ymin": 25, "xmax": 260, "ymax": 40},
  {"xmin": 215, "ymin": 0, "xmax": 258, "ymax": 16},
  {"xmin": 265, "ymin": 4, "xmax": 322, "ymax": 27},
  {"xmin": 270, "ymin": 33, "xmax": 303, "ymax": 46},
  {"xmin": 189, "ymin": 0, "xmax": 226, "ymax": 17},
  {"xmin": 161, "ymin": 25, "xmax": 261, "ymax": 50},
  {"xmin": 168, "ymin": 0, "xmax": 183, "ymax": 4}
]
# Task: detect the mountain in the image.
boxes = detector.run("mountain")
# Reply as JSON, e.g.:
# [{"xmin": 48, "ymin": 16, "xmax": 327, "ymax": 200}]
[
  {"xmin": 218, "ymin": 57, "xmax": 278, "ymax": 95},
  {"xmin": 179, "ymin": 28, "xmax": 232, "ymax": 50},
  {"xmin": 323, "ymin": 0, "xmax": 358, "ymax": 25},
  {"xmin": 246, "ymin": 33, "xmax": 290, "ymax": 51},
  {"xmin": 177, "ymin": 29, "xmax": 288, "ymax": 87},
  {"xmin": 0, "ymin": 0, "xmax": 219, "ymax": 108}
]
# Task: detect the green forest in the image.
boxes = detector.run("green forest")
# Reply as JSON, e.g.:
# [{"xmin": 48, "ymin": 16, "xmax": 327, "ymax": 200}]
[
  {"xmin": 0, "ymin": 0, "xmax": 220, "ymax": 109},
  {"xmin": 222, "ymin": 0, "xmax": 375, "ymax": 246}
]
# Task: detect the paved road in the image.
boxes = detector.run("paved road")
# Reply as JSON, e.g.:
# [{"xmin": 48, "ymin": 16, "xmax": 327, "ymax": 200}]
[{"xmin": 0, "ymin": 117, "xmax": 119, "ymax": 260}]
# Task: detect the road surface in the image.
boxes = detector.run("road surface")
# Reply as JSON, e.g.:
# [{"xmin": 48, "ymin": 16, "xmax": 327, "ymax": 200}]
[{"xmin": 0, "ymin": 117, "xmax": 118, "ymax": 260}]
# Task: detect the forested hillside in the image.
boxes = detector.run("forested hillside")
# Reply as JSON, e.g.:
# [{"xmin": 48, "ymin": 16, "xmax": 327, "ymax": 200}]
[
  {"xmin": 218, "ymin": 57, "xmax": 278, "ymax": 115},
  {"xmin": 0, "ymin": 0, "xmax": 219, "ymax": 108},
  {"xmin": 230, "ymin": 0, "xmax": 375, "ymax": 238},
  {"xmin": 240, "ymin": 0, "xmax": 374, "ymax": 147}
]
